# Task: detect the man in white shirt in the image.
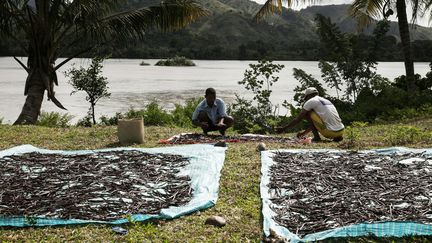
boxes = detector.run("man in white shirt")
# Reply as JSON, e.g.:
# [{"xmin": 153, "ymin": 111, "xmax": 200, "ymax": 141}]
[
  {"xmin": 276, "ymin": 87, "xmax": 344, "ymax": 142},
  {"xmin": 192, "ymin": 88, "xmax": 234, "ymax": 135}
]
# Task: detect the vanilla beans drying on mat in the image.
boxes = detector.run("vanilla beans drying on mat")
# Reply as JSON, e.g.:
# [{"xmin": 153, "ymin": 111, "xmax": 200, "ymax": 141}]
[
  {"xmin": 0, "ymin": 151, "xmax": 193, "ymax": 220},
  {"xmin": 161, "ymin": 133, "xmax": 299, "ymax": 144},
  {"xmin": 269, "ymin": 151, "xmax": 432, "ymax": 237}
]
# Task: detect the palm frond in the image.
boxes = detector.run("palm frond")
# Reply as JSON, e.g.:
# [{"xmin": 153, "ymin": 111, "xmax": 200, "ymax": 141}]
[
  {"xmin": 254, "ymin": 0, "xmax": 318, "ymax": 21},
  {"xmin": 148, "ymin": 0, "xmax": 209, "ymax": 31},
  {"xmin": 255, "ymin": 0, "xmax": 282, "ymax": 21},
  {"xmin": 411, "ymin": 0, "xmax": 432, "ymax": 25},
  {"xmin": 0, "ymin": 1, "xmax": 29, "ymax": 51},
  {"xmin": 87, "ymin": 0, "xmax": 208, "ymax": 41},
  {"xmin": 0, "ymin": 1, "xmax": 27, "ymax": 32},
  {"xmin": 349, "ymin": 0, "xmax": 384, "ymax": 29},
  {"xmin": 426, "ymin": 0, "xmax": 432, "ymax": 25}
]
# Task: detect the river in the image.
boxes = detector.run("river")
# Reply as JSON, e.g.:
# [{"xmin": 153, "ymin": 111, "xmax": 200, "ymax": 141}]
[{"xmin": 0, "ymin": 57, "xmax": 430, "ymax": 124}]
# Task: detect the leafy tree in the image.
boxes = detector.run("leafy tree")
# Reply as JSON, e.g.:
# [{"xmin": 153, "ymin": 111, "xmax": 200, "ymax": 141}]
[
  {"xmin": 315, "ymin": 14, "xmax": 351, "ymax": 62},
  {"xmin": 238, "ymin": 60, "xmax": 284, "ymax": 118},
  {"xmin": 231, "ymin": 60, "xmax": 285, "ymax": 133},
  {"xmin": 292, "ymin": 68, "xmax": 327, "ymax": 106},
  {"xmin": 65, "ymin": 57, "xmax": 110, "ymax": 125},
  {"xmin": 315, "ymin": 14, "xmax": 389, "ymax": 101},
  {"xmin": 0, "ymin": 0, "xmax": 207, "ymax": 124},
  {"xmin": 254, "ymin": 0, "xmax": 432, "ymax": 93},
  {"xmin": 349, "ymin": 0, "xmax": 432, "ymax": 92},
  {"xmin": 318, "ymin": 61, "xmax": 342, "ymax": 99},
  {"xmin": 370, "ymin": 20, "xmax": 391, "ymax": 61}
]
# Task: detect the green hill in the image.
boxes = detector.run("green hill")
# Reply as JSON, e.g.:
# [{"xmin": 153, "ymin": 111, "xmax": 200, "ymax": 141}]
[
  {"xmin": 113, "ymin": 0, "xmax": 432, "ymax": 60},
  {"xmin": 2, "ymin": 1, "xmax": 432, "ymax": 60},
  {"xmin": 115, "ymin": 0, "xmax": 319, "ymax": 60},
  {"xmin": 299, "ymin": 4, "xmax": 432, "ymax": 41}
]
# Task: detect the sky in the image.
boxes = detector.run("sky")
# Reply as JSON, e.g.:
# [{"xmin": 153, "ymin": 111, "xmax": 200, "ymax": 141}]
[{"xmin": 251, "ymin": 0, "xmax": 431, "ymax": 27}]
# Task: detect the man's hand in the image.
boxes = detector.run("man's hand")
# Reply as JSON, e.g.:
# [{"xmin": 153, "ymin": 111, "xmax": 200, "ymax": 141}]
[
  {"xmin": 275, "ymin": 126, "xmax": 285, "ymax": 134},
  {"xmin": 216, "ymin": 121, "xmax": 226, "ymax": 128}
]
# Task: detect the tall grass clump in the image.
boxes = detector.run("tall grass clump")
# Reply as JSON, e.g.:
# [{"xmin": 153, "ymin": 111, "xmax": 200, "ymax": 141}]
[{"xmin": 36, "ymin": 111, "xmax": 73, "ymax": 128}]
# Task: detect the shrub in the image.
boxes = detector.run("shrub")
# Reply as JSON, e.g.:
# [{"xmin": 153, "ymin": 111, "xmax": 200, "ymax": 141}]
[
  {"xmin": 125, "ymin": 102, "xmax": 173, "ymax": 126},
  {"xmin": 37, "ymin": 111, "xmax": 73, "ymax": 128},
  {"xmin": 383, "ymin": 125, "xmax": 429, "ymax": 146},
  {"xmin": 0, "ymin": 117, "xmax": 3, "ymax": 124},
  {"xmin": 341, "ymin": 126, "xmax": 360, "ymax": 148},
  {"xmin": 339, "ymin": 85, "xmax": 432, "ymax": 124},
  {"xmin": 377, "ymin": 104, "xmax": 432, "ymax": 122},
  {"xmin": 230, "ymin": 95, "xmax": 260, "ymax": 134},
  {"xmin": 171, "ymin": 97, "xmax": 201, "ymax": 128},
  {"xmin": 65, "ymin": 56, "xmax": 111, "ymax": 125},
  {"xmin": 339, "ymin": 121, "xmax": 368, "ymax": 149},
  {"xmin": 393, "ymin": 73, "xmax": 432, "ymax": 91},
  {"xmin": 100, "ymin": 112, "xmax": 124, "ymax": 126},
  {"xmin": 230, "ymin": 60, "xmax": 286, "ymax": 133},
  {"xmin": 76, "ymin": 113, "xmax": 93, "ymax": 127},
  {"xmin": 142, "ymin": 102, "xmax": 173, "ymax": 126},
  {"xmin": 95, "ymin": 98, "xmax": 201, "ymax": 128}
]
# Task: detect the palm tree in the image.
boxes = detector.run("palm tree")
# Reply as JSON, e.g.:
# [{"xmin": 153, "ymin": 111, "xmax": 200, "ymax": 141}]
[
  {"xmin": 255, "ymin": 0, "xmax": 428, "ymax": 92},
  {"xmin": 349, "ymin": 0, "xmax": 426, "ymax": 92},
  {"xmin": 0, "ymin": 0, "xmax": 207, "ymax": 125}
]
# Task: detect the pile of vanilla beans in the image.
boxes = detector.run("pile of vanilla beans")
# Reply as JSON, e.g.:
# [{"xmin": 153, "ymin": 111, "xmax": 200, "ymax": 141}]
[
  {"xmin": 0, "ymin": 150, "xmax": 192, "ymax": 221},
  {"xmin": 166, "ymin": 133, "xmax": 296, "ymax": 144},
  {"xmin": 269, "ymin": 151, "xmax": 432, "ymax": 237}
]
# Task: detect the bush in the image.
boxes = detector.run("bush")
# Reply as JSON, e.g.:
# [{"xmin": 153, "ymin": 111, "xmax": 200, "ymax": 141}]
[
  {"xmin": 393, "ymin": 73, "xmax": 432, "ymax": 91},
  {"xmin": 100, "ymin": 112, "xmax": 124, "ymax": 126},
  {"xmin": 377, "ymin": 104, "xmax": 432, "ymax": 122},
  {"xmin": 383, "ymin": 125, "xmax": 430, "ymax": 146},
  {"xmin": 37, "ymin": 111, "xmax": 73, "ymax": 128},
  {"xmin": 230, "ymin": 60, "xmax": 286, "ymax": 133},
  {"xmin": 338, "ymin": 121, "xmax": 368, "ymax": 149},
  {"xmin": 125, "ymin": 102, "xmax": 173, "ymax": 126},
  {"xmin": 171, "ymin": 97, "xmax": 201, "ymax": 128},
  {"xmin": 337, "ymin": 64, "xmax": 432, "ymax": 125},
  {"xmin": 155, "ymin": 56, "xmax": 195, "ymax": 66},
  {"xmin": 94, "ymin": 98, "xmax": 201, "ymax": 128},
  {"xmin": 230, "ymin": 95, "xmax": 260, "ymax": 134},
  {"xmin": 76, "ymin": 113, "xmax": 93, "ymax": 127},
  {"xmin": 65, "ymin": 56, "xmax": 111, "ymax": 125},
  {"xmin": 0, "ymin": 117, "xmax": 3, "ymax": 124}
]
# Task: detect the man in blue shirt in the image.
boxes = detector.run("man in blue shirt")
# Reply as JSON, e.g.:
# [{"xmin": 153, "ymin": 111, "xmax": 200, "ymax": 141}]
[{"xmin": 192, "ymin": 88, "xmax": 234, "ymax": 135}]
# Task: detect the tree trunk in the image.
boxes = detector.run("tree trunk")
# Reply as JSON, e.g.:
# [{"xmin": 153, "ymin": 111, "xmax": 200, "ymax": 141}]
[
  {"xmin": 91, "ymin": 104, "xmax": 96, "ymax": 125},
  {"xmin": 14, "ymin": 72, "xmax": 45, "ymax": 125},
  {"xmin": 396, "ymin": 0, "xmax": 416, "ymax": 92}
]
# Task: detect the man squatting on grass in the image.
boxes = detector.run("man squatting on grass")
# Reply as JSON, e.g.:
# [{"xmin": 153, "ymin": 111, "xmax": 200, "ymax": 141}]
[
  {"xmin": 276, "ymin": 87, "xmax": 344, "ymax": 142},
  {"xmin": 192, "ymin": 88, "xmax": 234, "ymax": 135}
]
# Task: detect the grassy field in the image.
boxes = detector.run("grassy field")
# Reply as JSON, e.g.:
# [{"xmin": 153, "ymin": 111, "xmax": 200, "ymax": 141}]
[{"xmin": 0, "ymin": 118, "xmax": 431, "ymax": 242}]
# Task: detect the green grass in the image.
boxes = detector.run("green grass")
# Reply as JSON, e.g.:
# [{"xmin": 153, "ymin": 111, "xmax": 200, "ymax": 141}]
[{"xmin": 0, "ymin": 118, "xmax": 432, "ymax": 242}]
